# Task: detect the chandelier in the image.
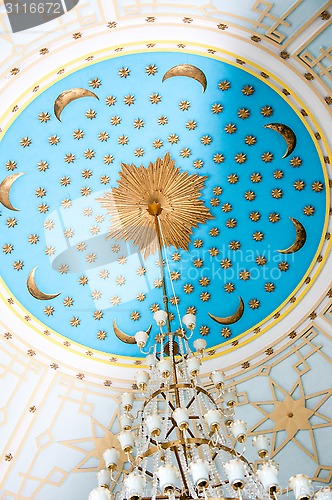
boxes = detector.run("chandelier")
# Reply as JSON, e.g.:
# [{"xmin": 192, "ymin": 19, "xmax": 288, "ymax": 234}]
[{"xmin": 89, "ymin": 195, "xmax": 330, "ymax": 500}]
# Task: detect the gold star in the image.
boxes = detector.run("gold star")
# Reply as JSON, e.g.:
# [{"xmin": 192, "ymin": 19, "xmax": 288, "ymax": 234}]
[
  {"xmin": 110, "ymin": 296, "xmax": 121, "ymax": 306},
  {"xmin": 48, "ymin": 135, "xmax": 60, "ymax": 145},
  {"xmin": 37, "ymin": 160, "xmax": 49, "ymax": 172},
  {"xmin": 224, "ymin": 282, "xmax": 235, "ymax": 293},
  {"xmin": 150, "ymin": 93, "xmax": 162, "ymax": 104},
  {"xmin": 118, "ymin": 135, "xmax": 129, "ymax": 146},
  {"xmin": 183, "ymin": 283, "xmax": 194, "ymax": 294},
  {"xmin": 73, "ymin": 129, "xmax": 84, "ymax": 139},
  {"xmin": 180, "ymin": 147, "xmax": 191, "ymax": 158},
  {"xmin": 200, "ymin": 325, "xmax": 210, "ymax": 336},
  {"xmin": 20, "ymin": 137, "xmax": 32, "ymax": 147},
  {"xmin": 214, "ymin": 153, "xmax": 225, "ymax": 164},
  {"xmin": 44, "ymin": 219, "xmax": 54, "ymax": 230},
  {"xmin": 210, "ymin": 198, "xmax": 220, "ymax": 207},
  {"xmin": 85, "ymin": 109, "xmax": 96, "ymax": 119},
  {"xmin": 35, "ymin": 187, "xmax": 47, "ymax": 198},
  {"xmin": 82, "ymin": 169, "xmax": 93, "ymax": 179},
  {"xmin": 73, "ymin": 32, "xmax": 82, "ymax": 39},
  {"xmin": 250, "ymin": 172, "xmax": 262, "ymax": 183},
  {"xmin": 118, "ymin": 256, "xmax": 127, "ymax": 265},
  {"xmin": 200, "ymin": 292, "xmax": 211, "ymax": 302},
  {"xmin": 105, "ymin": 95, "xmax": 116, "ymax": 106},
  {"xmin": 168, "ymin": 134, "xmax": 179, "ymax": 144},
  {"xmin": 293, "ymin": 180, "xmax": 305, "ymax": 191},
  {"xmin": 83, "ymin": 208, "xmax": 93, "ymax": 217},
  {"xmin": 123, "ymin": 94, "xmax": 135, "ymax": 106},
  {"xmin": 179, "ymin": 100, "xmax": 190, "ymax": 111},
  {"xmin": 150, "ymin": 303, "xmax": 160, "ymax": 313},
  {"xmin": 98, "ymin": 330, "xmax": 107, "ymax": 340},
  {"xmin": 6, "ymin": 217, "xmax": 17, "ymax": 228},
  {"xmin": 133, "ymin": 118, "xmax": 145, "ymax": 129},
  {"xmin": 271, "ymin": 188, "xmax": 283, "ymax": 199},
  {"xmin": 38, "ymin": 111, "xmax": 51, "ymax": 123},
  {"xmin": 98, "ymin": 131, "xmax": 109, "ymax": 142},
  {"xmin": 13, "ymin": 260, "xmax": 24, "ymax": 271},
  {"xmin": 244, "ymin": 191, "xmax": 256, "ymax": 201},
  {"xmin": 221, "ymin": 327, "xmax": 232, "ymax": 338},
  {"xmin": 256, "ymin": 255, "xmax": 267, "ymax": 266},
  {"xmin": 193, "ymin": 258, "xmax": 203, "ymax": 268},
  {"xmin": 146, "ymin": 64, "xmax": 158, "ymax": 75},
  {"xmin": 239, "ymin": 270, "xmax": 250, "ymax": 280},
  {"xmin": 218, "ymin": 80, "xmax": 231, "ymax": 91},
  {"xmin": 172, "ymin": 252, "xmax": 181, "ymax": 261},
  {"xmin": 110, "ymin": 116, "xmax": 121, "ymax": 126},
  {"xmin": 152, "ymin": 139, "xmax": 163, "ymax": 149},
  {"xmin": 136, "ymin": 292, "xmax": 146, "ymax": 301},
  {"xmin": 265, "ymin": 282, "xmax": 275, "ymax": 292},
  {"xmin": 209, "ymin": 227, "xmax": 219, "ymax": 237},
  {"xmin": 171, "ymin": 271, "xmax": 181, "ymax": 281},
  {"xmin": 312, "ymin": 181, "xmax": 324, "ymax": 192},
  {"xmin": 100, "ymin": 175, "xmax": 110, "ymax": 186},
  {"xmin": 279, "ymin": 262, "xmax": 289, "ymax": 271},
  {"xmin": 290, "ymin": 156, "xmax": 302, "ymax": 167},
  {"xmin": 86, "ymin": 253, "xmax": 97, "ymax": 263},
  {"xmin": 158, "ymin": 116, "xmax": 168, "ymax": 125},
  {"xmin": 89, "ymin": 77, "xmax": 101, "ymax": 88},
  {"xmin": 118, "ymin": 67, "xmax": 130, "ymax": 78},
  {"xmin": 228, "ymin": 240, "xmax": 241, "ymax": 250},
  {"xmin": 225, "ymin": 123, "xmax": 237, "ymax": 134},
  {"xmin": 186, "ymin": 120, "xmax": 197, "ymax": 130},
  {"xmin": 104, "ymin": 154, "xmax": 114, "ymax": 164},
  {"xmin": 99, "ymin": 269, "xmax": 109, "ymax": 279},
  {"xmin": 193, "ymin": 159, "xmax": 204, "ymax": 169},
  {"xmin": 221, "ymin": 258, "xmax": 232, "ymax": 269},
  {"xmin": 137, "ymin": 267, "xmax": 146, "ymax": 276},
  {"xmin": 154, "ymin": 278, "xmax": 163, "ymax": 288},
  {"xmin": 45, "ymin": 246, "xmax": 55, "ymax": 256},
  {"xmin": 249, "ymin": 211, "xmax": 261, "ymax": 222},
  {"xmin": 201, "ymin": 135, "xmax": 212, "ymax": 145},
  {"xmin": 38, "ymin": 203, "xmax": 49, "ymax": 213},
  {"xmin": 63, "ymin": 297, "xmax": 74, "ymax": 307},
  {"xmin": 170, "ymin": 296, "xmax": 179, "ymax": 305},
  {"xmin": 112, "ymin": 244, "xmax": 120, "ymax": 253},
  {"xmin": 3, "ymin": 243, "xmax": 14, "ymax": 254},
  {"xmin": 58, "ymin": 264, "xmax": 69, "ymax": 274},
  {"xmin": 242, "ymin": 85, "xmax": 255, "ymax": 96},
  {"xmin": 187, "ymin": 306, "xmax": 197, "ymax": 315},
  {"xmin": 78, "ymin": 275, "xmax": 89, "ymax": 286},
  {"xmin": 70, "ymin": 317, "xmax": 80, "ymax": 327},
  {"xmin": 44, "ymin": 305, "xmax": 54, "ymax": 316},
  {"xmin": 135, "ymin": 148, "xmax": 145, "ymax": 157},
  {"xmin": 93, "ymin": 310, "xmax": 103, "ymax": 320},
  {"xmin": 80, "ymin": 187, "xmax": 91, "ymax": 197},
  {"xmin": 90, "ymin": 225, "xmax": 100, "ymax": 235},
  {"xmin": 238, "ymin": 108, "xmax": 250, "ymax": 119},
  {"xmin": 116, "ymin": 275, "xmax": 126, "ymax": 286},
  {"xmin": 273, "ymin": 170, "xmax": 284, "ymax": 179},
  {"xmin": 211, "ymin": 103, "xmax": 223, "ymax": 114},
  {"xmin": 235, "ymin": 153, "xmax": 247, "ymax": 164},
  {"xmin": 59, "ymin": 176, "xmax": 70, "ymax": 187},
  {"xmin": 245, "ymin": 135, "xmax": 257, "ymax": 146},
  {"xmin": 249, "ymin": 298, "xmax": 260, "ymax": 309},
  {"xmin": 193, "ymin": 239, "xmax": 203, "ymax": 248},
  {"xmin": 213, "ymin": 186, "xmax": 222, "ymax": 195},
  {"xmin": 199, "ymin": 277, "xmax": 210, "ymax": 286},
  {"xmin": 261, "ymin": 105, "xmax": 273, "ymax": 117},
  {"xmin": 303, "ymin": 205, "xmax": 315, "ymax": 216},
  {"xmin": 269, "ymin": 212, "xmax": 280, "ymax": 223},
  {"xmin": 64, "ymin": 153, "xmax": 75, "ymax": 164},
  {"xmin": 253, "ymin": 231, "xmax": 264, "ymax": 241},
  {"xmin": 5, "ymin": 160, "xmax": 17, "ymax": 171},
  {"xmin": 261, "ymin": 152, "xmax": 274, "ymax": 163},
  {"xmin": 226, "ymin": 218, "xmax": 237, "ymax": 228}
]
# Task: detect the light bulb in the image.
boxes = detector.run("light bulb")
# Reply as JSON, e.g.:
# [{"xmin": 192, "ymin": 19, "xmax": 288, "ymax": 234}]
[
  {"xmin": 145, "ymin": 413, "xmax": 162, "ymax": 437},
  {"xmin": 121, "ymin": 392, "xmax": 134, "ymax": 412},
  {"xmin": 153, "ymin": 310, "xmax": 168, "ymax": 327},
  {"xmin": 157, "ymin": 464, "xmax": 180, "ymax": 493},
  {"xmin": 97, "ymin": 469, "xmax": 111, "ymax": 488},
  {"xmin": 289, "ymin": 474, "xmax": 312, "ymax": 500},
  {"xmin": 158, "ymin": 358, "xmax": 172, "ymax": 378},
  {"xmin": 118, "ymin": 430, "xmax": 135, "ymax": 454},
  {"xmin": 135, "ymin": 370, "xmax": 150, "ymax": 390},
  {"xmin": 257, "ymin": 461, "xmax": 280, "ymax": 496},
  {"xmin": 252, "ymin": 434, "xmax": 270, "ymax": 458},
  {"xmin": 204, "ymin": 409, "xmax": 222, "ymax": 433},
  {"xmin": 186, "ymin": 355, "xmax": 201, "ymax": 376},
  {"xmin": 224, "ymin": 459, "xmax": 246, "ymax": 490},
  {"xmin": 230, "ymin": 419, "xmax": 247, "ymax": 443},
  {"xmin": 223, "ymin": 386, "xmax": 237, "ymax": 407},
  {"xmin": 182, "ymin": 313, "xmax": 196, "ymax": 330},
  {"xmin": 189, "ymin": 459, "xmax": 210, "ymax": 489},
  {"xmin": 134, "ymin": 330, "xmax": 148, "ymax": 348},
  {"xmin": 120, "ymin": 414, "xmax": 132, "ymax": 431},
  {"xmin": 103, "ymin": 448, "xmax": 120, "ymax": 471},
  {"xmin": 210, "ymin": 370, "xmax": 225, "ymax": 390},
  {"xmin": 124, "ymin": 472, "xmax": 146, "ymax": 500},
  {"xmin": 145, "ymin": 354, "xmax": 156, "ymax": 368},
  {"xmin": 172, "ymin": 407, "xmax": 190, "ymax": 431}
]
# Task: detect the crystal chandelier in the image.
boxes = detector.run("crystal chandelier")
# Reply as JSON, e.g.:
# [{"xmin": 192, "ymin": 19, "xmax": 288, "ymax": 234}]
[{"xmin": 89, "ymin": 202, "xmax": 331, "ymax": 500}]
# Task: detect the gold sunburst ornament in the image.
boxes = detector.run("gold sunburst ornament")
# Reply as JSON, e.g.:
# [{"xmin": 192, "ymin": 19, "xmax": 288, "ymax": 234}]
[{"xmin": 97, "ymin": 153, "xmax": 213, "ymax": 258}]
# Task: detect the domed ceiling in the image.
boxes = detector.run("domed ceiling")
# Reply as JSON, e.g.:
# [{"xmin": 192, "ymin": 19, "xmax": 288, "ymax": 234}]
[{"xmin": 0, "ymin": 51, "xmax": 328, "ymax": 357}]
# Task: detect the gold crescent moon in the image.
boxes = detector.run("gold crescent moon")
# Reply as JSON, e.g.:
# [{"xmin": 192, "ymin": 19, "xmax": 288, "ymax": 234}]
[
  {"xmin": 208, "ymin": 297, "xmax": 244, "ymax": 325},
  {"xmin": 278, "ymin": 217, "xmax": 307, "ymax": 254},
  {"xmin": 162, "ymin": 64, "xmax": 207, "ymax": 92},
  {"xmin": 54, "ymin": 88, "xmax": 99, "ymax": 121},
  {"xmin": 264, "ymin": 123, "xmax": 296, "ymax": 158},
  {"xmin": 0, "ymin": 172, "xmax": 25, "ymax": 211},
  {"xmin": 113, "ymin": 319, "xmax": 152, "ymax": 344},
  {"xmin": 27, "ymin": 266, "xmax": 61, "ymax": 300}
]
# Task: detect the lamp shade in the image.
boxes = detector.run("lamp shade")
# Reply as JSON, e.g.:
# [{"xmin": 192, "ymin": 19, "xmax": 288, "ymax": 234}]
[
  {"xmin": 230, "ymin": 419, "xmax": 247, "ymax": 443},
  {"xmin": 289, "ymin": 474, "xmax": 312, "ymax": 500},
  {"xmin": 89, "ymin": 487, "xmax": 112, "ymax": 500},
  {"xmin": 135, "ymin": 370, "xmax": 150, "ymax": 390},
  {"xmin": 210, "ymin": 370, "xmax": 225, "ymax": 390},
  {"xmin": 157, "ymin": 464, "xmax": 179, "ymax": 493},
  {"xmin": 223, "ymin": 386, "xmax": 237, "ymax": 407},
  {"xmin": 182, "ymin": 313, "xmax": 196, "ymax": 330},
  {"xmin": 97, "ymin": 469, "xmax": 111, "ymax": 488},
  {"xmin": 120, "ymin": 414, "xmax": 132, "ymax": 431},
  {"xmin": 186, "ymin": 356, "xmax": 201, "ymax": 376},
  {"xmin": 145, "ymin": 354, "xmax": 156, "ymax": 368},
  {"xmin": 121, "ymin": 392, "xmax": 134, "ymax": 412},
  {"xmin": 124, "ymin": 472, "xmax": 146, "ymax": 500},
  {"xmin": 193, "ymin": 338, "xmax": 207, "ymax": 351},
  {"xmin": 134, "ymin": 331, "xmax": 148, "ymax": 348},
  {"xmin": 314, "ymin": 488, "xmax": 332, "ymax": 500},
  {"xmin": 145, "ymin": 413, "xmax": 162, "ymax": 437},
  {"xmin": 153, "ymin": 310, "xmax": 168, "ymax": 326},
  {"xmin": 158, "ymin": 358, "xmax": 172, "ymax": 378},
  {"xmin": 204, "ymin": 409, "xmax": 222, "ymax": 433},
  {"xmin": 172, "ymin": 407, "xmax": 190, "ymax": 431},
  {"xmin": 224, "ymin": 459, "xmax": 246, "ymax": 490},
  {"xmin": 257, "ymin": 461, "xmax": 280, "ymax": 495},
  {"xmin": 118, "ymin": 430, "xmax": 135, "ymax": 454},
  {"xmin": 189, "ymin": 459, "xmax": 210, "ymax": 489},
  {"xmin": 103, "ymin": 448, "xmax": 120, "ymax": 471},
  {"xmin": 252, "ymin": 434, "xmax": 270, "ymax": 458}
]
